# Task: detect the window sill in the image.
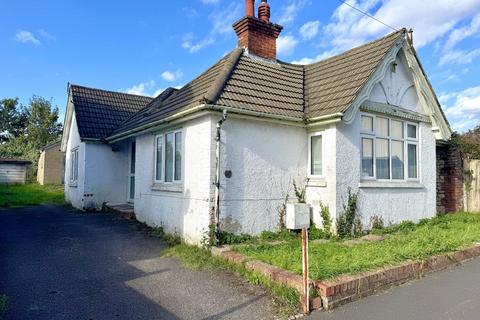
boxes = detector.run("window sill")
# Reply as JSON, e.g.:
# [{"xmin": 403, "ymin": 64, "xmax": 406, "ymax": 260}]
[
  {"xmin": 151, "ymin": 183, "xmax": 183, "ymax": 193},
  {"xmin": 69, "ymin": 182, "xmax": 78, "ymax": 188},
  {"xmin": 307, "ymin": 178, "xmax": 327, "ymax": 188},
  {"xmin": 359, "ymin": 181, "xmax": 424, "ymax": 189}
]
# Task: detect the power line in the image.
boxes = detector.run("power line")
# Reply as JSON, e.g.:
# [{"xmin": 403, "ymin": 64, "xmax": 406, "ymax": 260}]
[{"xmin": 336, "ymin": 0, "xmax": 399, "ymax": 32}]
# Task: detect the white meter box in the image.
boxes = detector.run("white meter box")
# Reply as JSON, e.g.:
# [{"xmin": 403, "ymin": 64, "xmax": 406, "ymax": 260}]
[{"xmin": 286, "ymin": 203, "xmax": 310, "ymax": 230}]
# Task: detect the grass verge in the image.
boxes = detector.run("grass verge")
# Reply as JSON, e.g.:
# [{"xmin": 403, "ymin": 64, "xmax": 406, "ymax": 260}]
[
  {"xmin": 162, "ymin": 243, "xmax": 299, "ymax": 317},
  {"xmin": 0, "ymin": 184, "xmax": 64, "ymax": 207},
  {"xmin": 234, "ymin": 212, "xmax": 480, "ymax": 281},
  {"xmin": 0, "ymin": 294, "xmax": 8, "ymax": 320}
]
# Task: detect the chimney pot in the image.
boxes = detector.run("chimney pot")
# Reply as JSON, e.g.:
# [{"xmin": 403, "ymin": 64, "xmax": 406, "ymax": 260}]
[
  {"xmin": 246, "ymin": 0, "xmax": 255, "ymax": 17},
  {"xmin": 258, "ymin": 0, "xmax": 270, "ymax": 23}
]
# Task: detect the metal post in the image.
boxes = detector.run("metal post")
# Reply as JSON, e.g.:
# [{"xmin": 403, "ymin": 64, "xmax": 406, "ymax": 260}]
[{"xmin": 302, "ymin": 227, "xmax": 309, "ymax": 314}]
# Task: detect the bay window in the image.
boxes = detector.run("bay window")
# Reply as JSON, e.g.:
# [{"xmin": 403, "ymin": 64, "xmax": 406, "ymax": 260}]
[
  {"xmin": 361, "ymin": 114, "xmax": 418, "ymax": 181},
  {"xmin": 155, "ymin": 130, "xmax": 182, "ymax": 183}
]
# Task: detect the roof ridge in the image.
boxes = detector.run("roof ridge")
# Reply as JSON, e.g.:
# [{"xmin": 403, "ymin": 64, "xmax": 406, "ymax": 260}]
[
  {"xmin": 203, "ymin": 47, "xmax": 244, "ymax": 104},
  {"xmin": 297, "ymin": 28, "xmax": 407, "ymax": 68},
  {"xmin": 69, "ymin": 83, "xmax": 154, "ymax": 100}
]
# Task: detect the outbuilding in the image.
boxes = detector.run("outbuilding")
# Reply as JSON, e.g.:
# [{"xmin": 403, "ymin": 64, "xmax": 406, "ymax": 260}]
[
  {"xmin": 37, "ymin": 141, "xmax": 65, "ymax": 185},
  {"xmin": 0, "ymin": 158, "xmax": 32, "ymax": 184}
]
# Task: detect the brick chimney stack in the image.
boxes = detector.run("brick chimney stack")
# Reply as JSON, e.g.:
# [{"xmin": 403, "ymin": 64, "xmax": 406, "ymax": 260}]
[{"xmin": 233, "ymin": 0, "xmax": 283, "ymax": 60}]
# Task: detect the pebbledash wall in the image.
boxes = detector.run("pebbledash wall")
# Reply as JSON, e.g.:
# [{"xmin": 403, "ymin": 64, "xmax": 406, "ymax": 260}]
[
  {"xmin": 133, "ymin": 115, "xmax": 215, "ymax": 244},
  {"xmin": 65, "ymin": 111, "xmax": 131, "ymax": 210}
]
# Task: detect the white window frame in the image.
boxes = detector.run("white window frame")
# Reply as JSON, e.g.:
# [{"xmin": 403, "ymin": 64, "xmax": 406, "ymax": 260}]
[
  {"xmin": 308, "ymin": 132, "xmax": 324, "ymax": 178},
  {"xmin": 360, "ymin": 113, "xmax": 419, "ymax": 182},
  {"xmin": 154, "ymin": 129, "xmax": 183, "ymax": 184},
  {"xmin": 70, "ymin": 147, "xmax": 79, "ymax": 185}
]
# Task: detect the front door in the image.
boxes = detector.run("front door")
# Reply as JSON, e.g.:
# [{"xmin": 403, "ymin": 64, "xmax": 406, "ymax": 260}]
[{"xmin": 128, "ymin": 141, "xmax": 136, "ymax": 203}]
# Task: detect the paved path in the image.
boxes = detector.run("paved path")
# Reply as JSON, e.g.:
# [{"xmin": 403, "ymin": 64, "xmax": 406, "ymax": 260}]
[
  {"xmin": 309, "ymin": 256, "xmax": 480, "ymax": 320},
  {"xmin": 0, "ymin": 205, "xmax": 277, "ymax": 320}
]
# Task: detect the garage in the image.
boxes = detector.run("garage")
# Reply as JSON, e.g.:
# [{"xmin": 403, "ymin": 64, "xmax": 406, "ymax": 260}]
[{"xmin": 0, "ymin": 158, "xmax": 32, "ymax": 184}]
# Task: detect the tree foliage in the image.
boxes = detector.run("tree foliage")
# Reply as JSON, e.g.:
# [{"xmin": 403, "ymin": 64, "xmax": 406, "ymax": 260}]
[
  {"xmin": 451, "ymin": 126, "xmax": 480, "ymax": 160},
  {"xmin": 0, "ymin": 96, "xmax": 63, "ymax": 179}
]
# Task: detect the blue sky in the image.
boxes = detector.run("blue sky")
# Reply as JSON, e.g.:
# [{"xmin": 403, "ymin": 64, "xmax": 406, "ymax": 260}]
[{"xmin": 1, "ymin": 0, "xmax": 479, "ymax": 132}]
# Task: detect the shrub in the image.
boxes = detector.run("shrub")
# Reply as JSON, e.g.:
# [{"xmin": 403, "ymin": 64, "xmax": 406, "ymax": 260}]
[
  {"xmin": 260, "ymin": 229, "xmax": 296, "ymax": 241},
  {"xmin": 0, "ymin": 294, "xmax": 7, "ymax": 319},
  {"xmin": 217, "ymin": 232, "xmax": 254, "ymax": 245},
  {"xmin": 320, "ymin": 204, "xmax": 333, "ymax": 238},
  {"xmin": 292, "ymin": 179, "xmax": 308, "ymax": 203},
  {"xmin": 337, "ymin": 188, "xmax": 360, "ymax": 238}
]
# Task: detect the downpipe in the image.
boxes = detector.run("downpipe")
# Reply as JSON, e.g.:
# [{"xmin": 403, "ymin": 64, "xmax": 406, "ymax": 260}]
[{"xmin": 214, "ymin": 110, "xmax": 228, "ymax": 242}]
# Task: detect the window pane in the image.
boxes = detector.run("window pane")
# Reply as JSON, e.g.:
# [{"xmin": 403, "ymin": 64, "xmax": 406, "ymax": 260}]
[
  {"xmin": 155, "ymin": 137, "xmax": 163, "ymax": 181},
  {"xmin": 377, "ymin": 117, "xmax": 389, "ymax": 137},
  {"xmin": 130, "ymin": 141, "xmax": 136, "ymax": 174},
  {"xmin": 391, "ymin": 120, "xmax": 404, "ymax": 139},
  {"xmin": 175, "ymin": 132, "xmax": 182, "ymax": 181},
  {"xmin": 376, "ymin": 138, "xmax": 390, "ymax": 179},
  {"xmin": 362, "ymin": 138, "xmax": 374, "ymax": 177},
  {"xmin": 361, "ymin": 116, "xmax": 373, "ymax": 133},
  {"xmin": 310, "ymin": 135, "xmax": 322, "ymax": 175},
  {"xmin": 165, "ymin": 133, "xmax": 174, "ymax": 182},
  {"xmin": 407, "ymin": 124, "xmax": 417, "ymax": 139},
  {"xmin": 392, "ymin": 140, "xmax": 404, "ymax": 179},
  {"xmin": 129, "ymin": 176, "xmax": 135, "ymax": 199},
  {"xmin": 408, "ymin": 144, "xmax": 418, "ymax": 178}
]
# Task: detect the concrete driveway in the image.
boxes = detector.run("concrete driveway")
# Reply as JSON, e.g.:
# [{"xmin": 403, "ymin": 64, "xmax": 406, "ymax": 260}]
[{"xmin": 0, "ymin": 205, "xmax": 277, "ymax": 320}]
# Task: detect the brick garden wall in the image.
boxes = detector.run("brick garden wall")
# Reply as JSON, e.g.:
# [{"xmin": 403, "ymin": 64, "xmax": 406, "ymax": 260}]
[{"xmin": 436, "ymin": 143, "xmax": 464, "ymax": 214}]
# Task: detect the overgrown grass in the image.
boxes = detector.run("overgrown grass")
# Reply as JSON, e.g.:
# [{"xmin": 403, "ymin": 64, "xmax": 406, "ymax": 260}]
[
  {"xmin": 0, "ymin": 184, "xmax": 64, "ymax": 207},
  {"xmin": 162, "ymin": 243, "xmax": 299, "ymax": 317},
  {"xmin": 0, "ymin": 294, "xmax": 8, "ymax": 319},
  {"xmin": 234, "ymin": 213, "xmax": 480, "ymax": 281}
]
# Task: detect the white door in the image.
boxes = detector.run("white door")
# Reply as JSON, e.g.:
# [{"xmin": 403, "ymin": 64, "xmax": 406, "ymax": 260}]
[{"xmin": 128, "ymin": 141, "xmax": 136, "ymax": 203}]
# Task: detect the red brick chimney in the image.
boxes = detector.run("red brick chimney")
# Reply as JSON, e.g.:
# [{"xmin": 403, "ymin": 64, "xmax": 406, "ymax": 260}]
[{"xmin": 233, "ymin": 0, "xmax": 283, "ymax": 60}]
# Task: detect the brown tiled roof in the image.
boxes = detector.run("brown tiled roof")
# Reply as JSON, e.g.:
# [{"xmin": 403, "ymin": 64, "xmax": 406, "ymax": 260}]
[
  {"xmin": 70, "ymin": 85, "xmax": 153, "ymax": 140},
  {"xmin": 71, "ymin": 29, "xmax": 406, "ymax": 140},
  {"xmin": 305, "ymin": 29, "xmax": 405, "ymax": 118}
]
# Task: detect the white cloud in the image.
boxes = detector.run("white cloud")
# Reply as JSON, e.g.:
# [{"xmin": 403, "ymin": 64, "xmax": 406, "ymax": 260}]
[
  {"xmin": 124, "ymin": 80, "xmax": 158, "ymax": 96},
  {"xmin": 38, "ymin": 29, "xmax": 56, "ymax": 41},
  {"xmin": 295, "ymin": 0, "xmax": 480, "ymax": 66},
  {"xmin": 277, "ymin": 35, "xmax": 299, "ymax": 56},
  {"xmin": 439, "ymin": 48, "xmax": 480, "ymax": 66},
  {"xmin": 444, "ymin": 13, "xmax": 480, "ymax": 51},
  {"xmin": 161, "ymin": 70, "xmax": 183, "ymax": 82},
  {"xmin": 15, "ymin": 30, "xmax": 40, "ymax": 45},
  {"xmin": 299, "ymin": 20, "xmax": 320, "ymax": 40},
  {"xmin": 182, "ymin": 2, "xmax": 241, "ymax": 53},
  {"xmin": 278, "ymin": 0, "xmax": 309, "ymax": 25},
  {"xmin": 291, "ymin": 49, "xmax": 338, "ymax": 65},
  {"xmin": 440, "ymin": 86, "xmax": 480, "ymax": 132},
  {"xmin": 182, "ymin": 35, "xmax": 215, "ymax": 53}
]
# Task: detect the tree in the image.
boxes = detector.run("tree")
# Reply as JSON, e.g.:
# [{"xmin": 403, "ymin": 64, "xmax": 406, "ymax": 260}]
[
  {"xmin": 0, "ymin": 98, "xmax": 27, "ymax": 143},
  {"xmin": 0, "ymin": 96, "xmax": 63, "ymax": 179},
  {"xmin": 452, "ymin": 126, "xmax": 480, "ymax": 160}
]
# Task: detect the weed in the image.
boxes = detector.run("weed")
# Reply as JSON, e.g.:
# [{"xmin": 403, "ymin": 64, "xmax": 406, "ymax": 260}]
[
  {"xmin": 320, "ymin": 204, "xmax": 333, "ymax": 238},
  {"xmin": 336, "ymin": 188, "xmax": 359, "ymax": 238},
  {"xmin": 370, "ymin": 215, "xmax": 385, "ymax": 230},
  {"xmin": 217, "ymin": 232, "xmax": 254, "ymax": 245},
  {"xmin": 292, "ymin": 179, "xmax": 308, "ymax": 204}
]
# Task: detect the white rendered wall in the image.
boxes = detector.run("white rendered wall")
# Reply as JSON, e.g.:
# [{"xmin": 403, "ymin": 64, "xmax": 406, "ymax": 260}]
[
  {"xmin": 83, "ymin": 139, "xmax": 130, "ymax": 210},
  {"xmin": 64, "ymin": 112, "xmax": 85, "ymax": 209},
  {"xmin": 305, "ymin": 124, "xmax": 337, "ymax": 228},
  {"xmin": 134, "ymin": 115, "xmax": 214, "ymax": 244},
  {"xmin": 218, "ymin": 116, "xmax": 308, "ymax": 235}
]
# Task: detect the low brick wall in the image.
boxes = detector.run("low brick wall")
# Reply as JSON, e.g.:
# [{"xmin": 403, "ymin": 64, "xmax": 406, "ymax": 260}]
[{"xmin": 316, "ymin": 243, "xmax": 480, "ymax": 310}]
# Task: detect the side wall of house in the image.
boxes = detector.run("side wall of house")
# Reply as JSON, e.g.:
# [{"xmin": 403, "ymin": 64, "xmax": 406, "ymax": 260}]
[
  {"xmin": 83, "ymin": 140, "xmax": 130, "ymax": 210},
  {"xmin": 218, "ymin": 116, "xmax": 309, "ymax": 235},
  {"xmin": 37, "ymin": 151, "xmax": 46, "ymax": 184},
  {"xmin": 134, "ymin": 115, "xmax": 214, "ymax": 244},
  {"xmin": 64, "ymin": 112, "xmax": 85, "ymax": 209}
]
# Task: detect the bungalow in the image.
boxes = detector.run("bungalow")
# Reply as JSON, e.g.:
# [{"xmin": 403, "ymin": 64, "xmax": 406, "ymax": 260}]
[{"xmin": 61, "ymin": 0, "xmax": 451, "ymax": 243}]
